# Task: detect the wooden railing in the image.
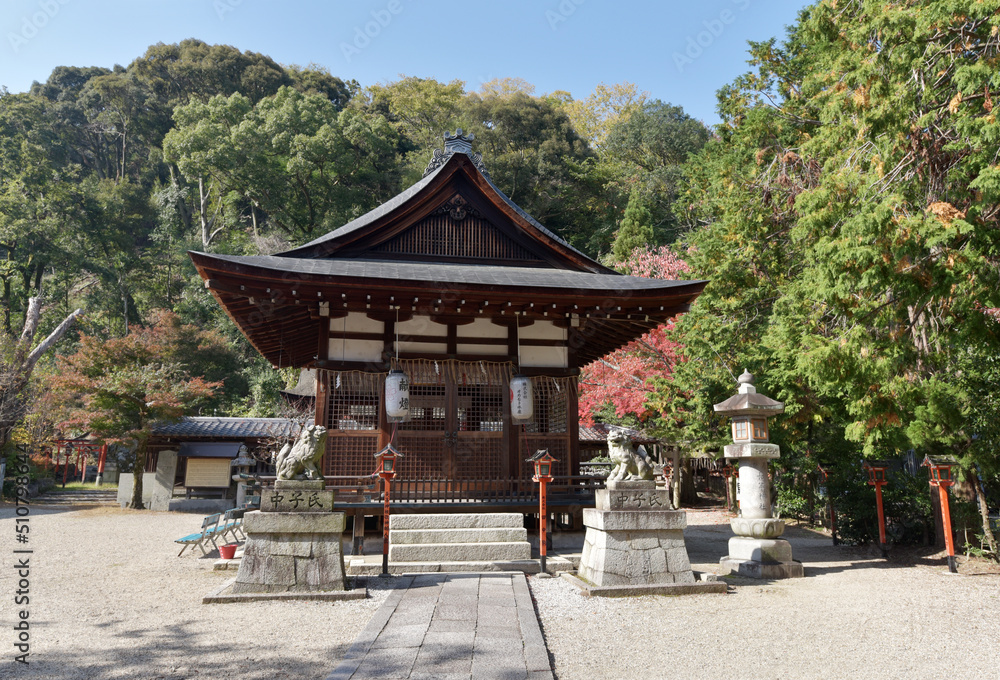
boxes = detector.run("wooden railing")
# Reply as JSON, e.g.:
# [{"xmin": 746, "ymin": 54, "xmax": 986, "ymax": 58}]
[{"xmin": 257, "ymin": 474, "xmax": 603, "ymax": 506}]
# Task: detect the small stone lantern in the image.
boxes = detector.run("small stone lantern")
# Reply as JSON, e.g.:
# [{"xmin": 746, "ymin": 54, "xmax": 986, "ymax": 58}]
[
  {"xmin": 715, "ymin": 370, "xmax": 803, "ymax": 579},
  {"xmin": 231, "ymin": 445, "xmax": 256, "ymax": 507}
]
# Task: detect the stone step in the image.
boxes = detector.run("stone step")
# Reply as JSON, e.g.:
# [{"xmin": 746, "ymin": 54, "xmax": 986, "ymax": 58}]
[
  {"xmin": 390, "ymin": 527, "xmax": 528, "ymax": 545},
  {"xmin": 389, "ymin": 541, "xmax": 532, "ymax": 563},
  {"xmin": 347, "ymin": 559, "xmax": 556, "ymax": 576},
  {"xmin": 389, "ymin": 512, "xmax": 524, "ymax": 531},
  {"xmin": 33, "ymin": 491, "xmax": 119, "ymax": 505}
]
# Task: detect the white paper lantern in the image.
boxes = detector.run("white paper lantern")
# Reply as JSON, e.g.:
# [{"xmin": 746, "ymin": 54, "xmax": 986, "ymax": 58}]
[
  {"xmin": 385, "ymin": 370, "xmax": 410, "ymax": 421},
  {"xmin": 510, "ymin": 374, "xmax": 533, "ymax": 422}
]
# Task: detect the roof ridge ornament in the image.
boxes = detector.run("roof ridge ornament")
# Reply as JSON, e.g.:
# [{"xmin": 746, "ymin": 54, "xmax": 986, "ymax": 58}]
[{"xmin": 423, "ymin": 128, "xmax": 491, "ymax": 180}]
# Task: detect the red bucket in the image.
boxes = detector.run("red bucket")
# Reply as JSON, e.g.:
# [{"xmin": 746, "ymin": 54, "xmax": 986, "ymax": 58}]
[{"xmin": 219, "ymin": 544, "xmax": 238, "ymax": 560}]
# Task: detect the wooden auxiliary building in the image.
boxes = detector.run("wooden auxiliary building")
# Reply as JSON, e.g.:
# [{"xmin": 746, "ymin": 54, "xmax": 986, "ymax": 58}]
[{"xmin": 190, "ymin": 132, "xmax": 705, "ymax": 510}]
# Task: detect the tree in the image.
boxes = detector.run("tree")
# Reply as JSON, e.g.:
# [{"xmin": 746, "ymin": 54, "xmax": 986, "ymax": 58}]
[
  {"xmin": 49, "ymin": 311, "xmax": 222, "ymax": 509},
  {"xmin": 579, "ymin": 246, "xmax": 689, "ymax": 429},
  {"xmin": 559, "ymin": 81, "xmax": 649, "ymax": 149},
  {"xmin": 603, "ymin": 100, "xmax": 712, "ymax": 244},
  {"xmin": 362, "ymin": 76, "xmax": 471, "ymax": 184},
  {"xmin": 127, "ymin": 39, "xmax": 293, "ymax": 108},
  {"xmin": 611, "ymin": 190, "xmax": 654, "ymax": 262},
  {"xmin": 1, "ymin": 298, "xmax": 83, "ymax": 453},
  {"xmin": 670, "ymin": 0, "xmax": 1000, "ymax": 550},
  {"xmin": 164, "ymin": 86, "xmax": 401, "ymax": 244}
]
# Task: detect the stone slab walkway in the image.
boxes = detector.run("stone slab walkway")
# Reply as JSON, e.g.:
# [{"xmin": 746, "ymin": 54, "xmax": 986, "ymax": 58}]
[{"xmin": 326, "ymin": 572, "xmax": 554, "ymax": 680}]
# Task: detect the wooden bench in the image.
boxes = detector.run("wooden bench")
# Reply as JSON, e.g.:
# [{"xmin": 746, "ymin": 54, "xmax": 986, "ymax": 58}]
[
  {"xmin": 216, "ymin": 507, "xmax": 247, "ymax": 544},
  {"xmin": 174, "ymin": 513, "xmax": 222, "ymax": 556}
]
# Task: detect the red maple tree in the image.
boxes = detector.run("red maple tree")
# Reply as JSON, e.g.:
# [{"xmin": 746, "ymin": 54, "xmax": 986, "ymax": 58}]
[
  {"xmin": 48, "ymin": 312, "xmax": 223, "ymax": 509},
  {"xmin": 579, "ymin": 246, "xmax": 689, "ymax": 426}
]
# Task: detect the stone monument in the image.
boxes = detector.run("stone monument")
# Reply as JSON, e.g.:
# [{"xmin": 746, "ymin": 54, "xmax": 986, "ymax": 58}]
[
  {"xmin": 715, "ymin": 371, "xmax": 804, "ymax": 579},
  {"xmin": 232, "ymin": 424, "xmax": 348, "ymax": 593},
  {"xmin": 578, "ymin": 429, "xmax": 695, "ymax": 586}
]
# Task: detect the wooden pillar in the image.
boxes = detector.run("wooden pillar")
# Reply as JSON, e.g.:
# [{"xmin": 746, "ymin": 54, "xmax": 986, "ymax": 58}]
[
  {"xmin": 504, "ymin": 361, "xmax": 518, "ymax": 479},
  {"xmin": 501, "ymin": 367, "xmax": 512, "ymax": 478},
  {"xmin": 567, "ymin": 378, "xmax": 580, "ymax": 477},
  {"xmin": 377, "ymin": 317, "xmax": 394, "ymax": 453},
  {"xmin": 315, "ymin": 318, "xmax": 331, "ymax": 476},
  {"xmin": 352, "ymin": 509, "xmax": 366, "ymax": 555},
  {"xmin": 445, "ymin": 366, "xmax": 457, "ymax": 478},
  {"xmin": 315, "ymin": 319, "xmax": 330, "ymax": 428}
]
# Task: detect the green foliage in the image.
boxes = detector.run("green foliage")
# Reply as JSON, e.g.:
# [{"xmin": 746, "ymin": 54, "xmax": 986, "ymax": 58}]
[
  {"xmin": 165, "ymin": 86, "xmax": 401, "ymax": 242},
  {"xmin": 821, "ymin": 459, "xmax": 933, "ymax": 547},
  {"xmin": 669, "ymin": 0, "xmax": 1000, "ymax": 475},
  {"xmin": 603, "ymin": 100, "xmax": 711, "ymax": 245},
  {"xmin": 611, "ymin": 189, "xmax": 654, "ymax": 261}
]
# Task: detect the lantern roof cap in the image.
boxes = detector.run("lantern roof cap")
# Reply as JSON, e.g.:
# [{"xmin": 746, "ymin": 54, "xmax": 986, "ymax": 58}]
[
  {"xmin": 375, "ymin": 444, "xmax": 403, "ymax": 459},
  {"xmin": 921, "ymin": 454, "xmax": 958, "ymax": 468},
  {"xmin": 526, "ymin": 448, "xmax": 558, "ymax": 463},
  {"xmin": 713, "ymin": 371, "xmax": 784, "ymax": 416}
]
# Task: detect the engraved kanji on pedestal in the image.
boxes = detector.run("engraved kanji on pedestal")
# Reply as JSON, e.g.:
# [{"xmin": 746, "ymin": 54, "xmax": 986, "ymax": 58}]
[{"xmin": 578, "ymin": 479, "xmax": 696, "ymax": 587}]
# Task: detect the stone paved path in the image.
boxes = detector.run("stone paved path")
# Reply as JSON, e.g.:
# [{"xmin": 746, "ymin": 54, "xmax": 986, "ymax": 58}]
[{"xmin": 326, "ymin": 572, "xmax": 554, "ymax": 680}]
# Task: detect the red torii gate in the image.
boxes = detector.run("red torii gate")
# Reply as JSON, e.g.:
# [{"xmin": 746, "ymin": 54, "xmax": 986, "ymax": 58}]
[{"xmin": 50, "ymin": 438, "xmax": 108, "ymax": 487}]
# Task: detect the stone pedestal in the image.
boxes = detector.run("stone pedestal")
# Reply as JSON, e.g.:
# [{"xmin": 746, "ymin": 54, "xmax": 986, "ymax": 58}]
[
  {"xmin": 720, "ymin": 516, "xmax": 804, "ymax": 579},
  {"xmin": 718, "ymin": 442, "xmax": 803, "ymax": 579},
  {"xmin": 719, "ymin": 455, "xmax": 803, "ymax": 578},
  {"xmin": 578, "ymin": 480, "xmax": 695, "ymax": 587},
  {"xmin": 232, "ymin": 479, "xmax": 347, "ymax": 593}
]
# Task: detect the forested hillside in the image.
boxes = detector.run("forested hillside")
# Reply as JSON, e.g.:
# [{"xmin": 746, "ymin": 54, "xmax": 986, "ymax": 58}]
[{"xmin": 1, "ymin": 39, "xmax": 702, "ymax": 419}]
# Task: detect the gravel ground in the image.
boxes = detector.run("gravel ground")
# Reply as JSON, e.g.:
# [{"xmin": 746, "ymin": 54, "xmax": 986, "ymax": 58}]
[
  {"xmin": 3, "ymin": 505, "xmax": 998, "ymax": 680},
  {"xmin": 0, "ymin": 505, "xmax": 390, "ymax": 680},
  {"xmin": 530, "ymin": 508, "xmax": 1000, "ymax": 680}
]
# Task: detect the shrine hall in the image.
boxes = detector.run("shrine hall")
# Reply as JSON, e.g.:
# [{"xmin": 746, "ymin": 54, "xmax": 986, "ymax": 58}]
[{"xmin": 190, "ymin": 131, "xmax": 706, "ymax": 509}]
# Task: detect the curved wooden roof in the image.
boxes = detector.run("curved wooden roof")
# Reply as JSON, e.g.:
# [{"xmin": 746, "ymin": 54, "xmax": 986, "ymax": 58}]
[{"xmin": 190, "ymin": 144, "xmax": 707, "ymax": 369}]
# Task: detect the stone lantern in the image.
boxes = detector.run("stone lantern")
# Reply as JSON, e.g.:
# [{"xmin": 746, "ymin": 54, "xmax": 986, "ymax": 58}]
[
  {"xmin": 714, "ymin": 370, "xmax": 803, "ymax": 579},
  {"xmin": 231, "ymin": 445, "xmax": 257, "ymax": 507}
]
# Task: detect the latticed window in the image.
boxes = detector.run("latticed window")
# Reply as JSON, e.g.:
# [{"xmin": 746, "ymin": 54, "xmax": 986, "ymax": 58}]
[
  {"xmin": 521, "ymin": 376, "xmax": 573, "ymax": 478},
  {"xmin": 327, "ymin": 373, "xmax": 380, "ymax": 431},
  {"xmin": 321, "ymin": 361, "xmax": 575, "ymax": 481},
  {"xmin": 399, "ymin": 385, "xmax": 446, "ymax": 431},
  {"xmin": 457, "ymin": 385, "xmax": 504, "ymax": 432},
  {"xmin": 323, "ymin": 372, "xmax": 381, "ymax": 477}
]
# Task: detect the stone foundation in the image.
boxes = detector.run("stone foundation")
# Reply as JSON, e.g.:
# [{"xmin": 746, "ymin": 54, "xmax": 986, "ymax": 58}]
[
  {"xmin": 232, "ymin": 480, "xmax": 347, "ymax": 594},
  {"xmin": 577, "ymin": 481, "xmax": 695, "ymax": 587},
  {"xmin": 719, "ymin": 518, "xmax": 804, "ymax": 579},
  {"xmin": 720, "ymin": 556, "xmax": 805, "ymax": 579}
]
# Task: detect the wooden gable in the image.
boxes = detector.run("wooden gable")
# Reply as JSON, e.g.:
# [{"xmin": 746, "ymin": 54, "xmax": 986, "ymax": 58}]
[
  {"xmin": 360, "ymin": 193, "xmax": 546, "ymax": 266},
  {"xmin": 281, "ymin": 152, "xmax": 612, "ymax": 273}
]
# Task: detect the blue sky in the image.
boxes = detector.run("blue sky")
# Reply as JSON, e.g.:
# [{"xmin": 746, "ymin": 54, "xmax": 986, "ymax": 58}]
[{"xmin": 1, "ymin": 0, "xmax": 810, "ymax": 125}]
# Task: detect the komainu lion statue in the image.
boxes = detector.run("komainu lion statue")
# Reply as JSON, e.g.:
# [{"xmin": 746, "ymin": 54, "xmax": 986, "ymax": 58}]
[
  {"xmin": 607, "ymin": 427, "xmax": 654, "ymax": 482},
  {"xmin": 274, "ymin": 424, "xmax": 329, "ymax": 481}
]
